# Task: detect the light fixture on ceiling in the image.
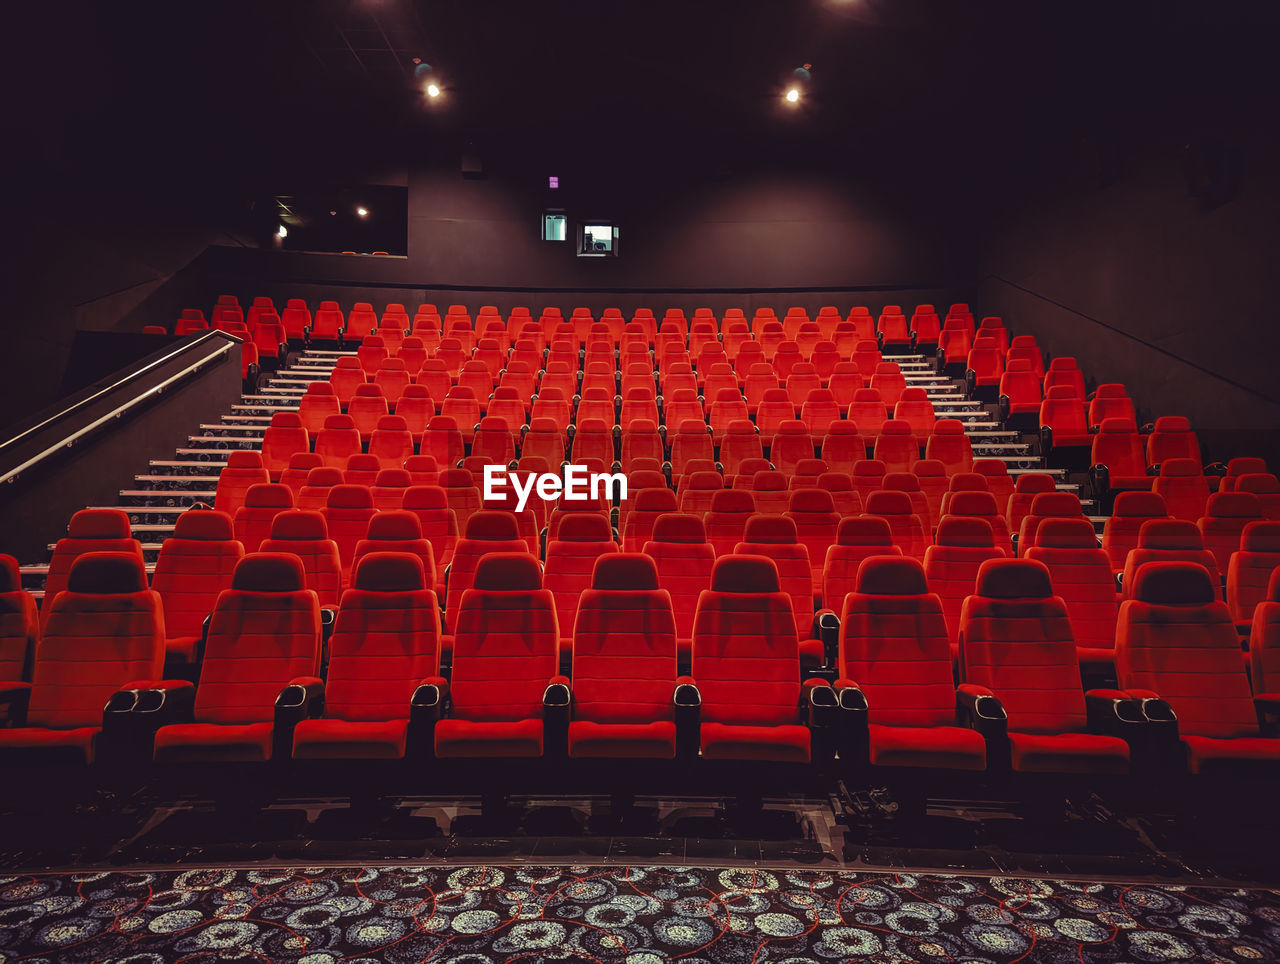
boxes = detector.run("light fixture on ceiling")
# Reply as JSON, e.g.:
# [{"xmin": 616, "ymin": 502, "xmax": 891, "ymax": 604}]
[
  {"xmin": 785, "ymin": 87, "xmax": 800, "ymax": 103},
  {"xmin": 277, "ymin": 224, "xmax": 288, "ymax": 238},
  {"xmin": 356, "ymin": 206, "xmax": 369, "ymax": 218},
  {"xmin": 426, "ymin": 82, "xmax": 440, "ymax": 98}
]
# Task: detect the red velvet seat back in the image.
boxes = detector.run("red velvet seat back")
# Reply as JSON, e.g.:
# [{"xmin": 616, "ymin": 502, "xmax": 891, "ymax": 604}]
[
  {"xmin": 1117, "ymin": 562, "xmax": 1256, "ymax": 739},
  {"xmin": 841, "ymin": 556, "xmax": 953, "ymax": 727},
  {"xmin": 152, "ymin": 510, "xmax": 244, "ymax": 640},
  {"xmin": 1102, "ymin": 492, "xmax": 1169, "ymax": 571},
  {"xmin": 0, "ymin": 556, "xmax": 37, "ymax": 683},
  {"xmin": 1025, "ymin": 518, "xmax": 1118, "ymax": 657},
  {"xmin": 451, "ymin": 553, "xmax": 558, "ymax": 722},
  {"xmin": 734, "ymin": 515, "xmax": 814, "ymax": 641},
  {"xmin": 325, "ymin": 553, "xmax": 440, "ymax": 722},
  {"xmin": 692, "ymin": 556, "xmax": 800, "ymax": 727},
  {"xmin": 41, "ymin": 509, "xmax": 146, "ymax": 628},
  {"xmin": 923, "ymin": 516, "xmax": 1006, "ymax": 647},
  {"xmin": 958, "ymin": 559, "xmax": 1086, "ymax": 735},
  {"xmin": 573, "ymin": 555, "xmax": 678, "ymax": 724},
  {"xmin": 643, "ymin": 514, "xmax": 715, "ymax": 642},
  {"xmin": 444, "ymin": 511, "xmax": 530, "ymax": 633},
  {"xmin": 195, "ymin": 553, "xmax": 321, "ymax": 725},
  {"xmin": 214, "ymin": 451, "xmax": 269, "ymax": 517},
  {"xmin": 544, "ymin": 514, "xmax": 620, "ymax": 640},
  {"xmin": 32, "ymin": 552, "xmax": 164, "ymax": 729}
]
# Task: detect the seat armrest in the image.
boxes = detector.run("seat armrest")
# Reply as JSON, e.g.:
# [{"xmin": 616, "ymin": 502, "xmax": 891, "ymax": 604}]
[
  {"xmin": 831, "ymin": 678, "xmax": 869, "ymax": 766},
  {"xmin": 817, "ymin": 609, "xmax": 839, "ymax": 667},
  {"xmin": 542, "ymin": 675, "xmax": 571, "ymax": 759},
  {"xmin": 674, "ymin": 675, "xmax": 701, "ymax": 759},
  {"xmin": 956, "ymin": 683, "xmax": 1007, "ymax": 741},
  {"xmin": 275, "ymin": 677, "xmax": 325, "ymax": 729},
  {"xmin": 1256, "ymin": 694, "xmax": 1280, "ymax": 734},
  {"xmin": 411, "ymin": 675, "xmax": 450, "ymax": 726},
  {"xmin": 1084, "ymin": 688, "xmax": 1147, "ymax": 739},
  {"xmin": 803, "ymin": 679, "xmax": 838, "ymax": 729}
]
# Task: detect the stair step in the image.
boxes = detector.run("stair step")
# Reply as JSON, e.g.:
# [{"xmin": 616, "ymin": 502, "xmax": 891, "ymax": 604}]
[{"xmin": 119, "ymin": 490, "xmax": 217, "ymax": 503}]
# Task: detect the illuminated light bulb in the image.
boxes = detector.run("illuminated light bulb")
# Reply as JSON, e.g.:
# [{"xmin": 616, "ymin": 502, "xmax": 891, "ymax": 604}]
[
  {"xmin": 426, "ymin": 83, "xmax": 440, "ymax": 98},
  {"xmin": 785, "ymin": 88, "xmax": 800, "ymax": 103}
]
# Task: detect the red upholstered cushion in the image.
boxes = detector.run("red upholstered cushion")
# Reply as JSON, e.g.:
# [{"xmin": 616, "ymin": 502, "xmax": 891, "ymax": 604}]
[
  {"xmin": 1008, "ymin": 731, "xmax": 1129, "ymax": 773},
  {"xmin": 868, "ymin": 723, "xmax": 986, "ymax": 770},
  {"xmin": 68, "ymin": 509, "xmax": 131, "ymax": 540},
  {"xmin": 434, "ymin": 718, "xmax": 543, "ymax": 757},
  {"xmin": 700, "ymin": 722, "xmax": 810, "ymax": 762},
  {"xmin": 153, "ymin": 722, "xmax": 275, "ymax": 763},
  {"xmin": 568, "ymin": 720, "xmax": 677, "ymax": 759},
  {"xmin": 173, "ymin": 509, "xmax": 236, "ymax": 541},
  {"xmin": 711, "ymin": 555, "xmax": 779, "ymax": 593}
]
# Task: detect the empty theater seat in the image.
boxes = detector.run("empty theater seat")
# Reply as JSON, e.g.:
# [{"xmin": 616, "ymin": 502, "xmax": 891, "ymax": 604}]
[
  {"xmin": 925, "ymin": 419, "xmax": 973, "ymax": 477},
  {"xmin": 443, "ymin": 511, "xmax": 530, "ymax": 637},
  {"xmin": 0, "ymin": 553, "xmax": 164, "ymax": 765},
  {"xmin": 351, "ymin": 511, "xmax": 437, "ymax": 595},
  {"xmin": 1251, "ymin": 570, "xmax": 1280, "ymax": 698},
  {"xmin": 1017, "ymin": 492, "xmax": 1085, "ymax": 555},
  {"xmin": 1007, "ymin": 473, "xmax": 1057, "ymax": 543},
  {"xmin": 1102, "ymin": 491, "xmax": 1169, "ymax": 572},
  {"xmin": 153, "ymin": 553, "xmax": 322, "ymax": 764},
  {"xmin": 785, "ymin": 489, "xmax": 841, "ymax": 595},
  {"xmin": 1025, "ymin": 518, "xmax": 1119, "ymax": 674},
  {"xmin": 703, "ymin": 489, "xmax": 757, "ymax": 558},
  {"xmin": 1199, "ymin": 492, "xmax": 1265, "ymax": 573},
  {"xmin": 734, "ymin": 515, "xmax": 824, "ymax": 668},
  {"xmin": 838, "ymin": 556, "xmax": 986, "ymax": 770},
  {"xmin": 214, "ymin": 451, "xmax": 270, "ymax": 518},
  {"xmin": 822, "ymin": 516, "xmax": 901, "ymax": 614},
  {"xmin": 323, "ymin": 484, "xmax": 376, "ymax": 581},
  {"xmin": 644, "ymin": 514, "xmax": 715, "ymax": 663},
  {"xmin": 958, "ymin": 558, "xmax": 1130, "ymax": 774},
  {"xmin": 151, "ymin": 510, "xmax": 244, "ymax": 667},
  {"xmin": 1117, "ymin": 562, "xmax": 1280, "ymax": 775},
  {"xmin": 40, "ymin": 509, "xmax": 145, "ymax": 630},
  {"xmin": 1152, "ymin": 458, "xmax": 1211, "ymax": 523},
  {"xmin": 1228, "ymin": 521, "xmax": 1280, "ymax": 629},
  {"xmin": 864, "ymin": 490, "xmax": 930, "ymax": 561},
  {"xmin": 569, "ymin": 554, "xmax": 682, "ymax": 759},
  {"xmin": 292, "ymin": 552, "xmax": 442, "ymax": 761},
  {"xmin": 1121, "ymin": 519, "xmax": 1221, "ymax": 600},
  {"xmin": 1090, "ymin": 418, "xmax": 1154, "ymax": 506},
  {"xmin": 259, "ymin": 510, "xmax": 343, "ymax": 607},
  {"xmin": 435, "ymin": 553, "xmax": 563, "ymax": 758},
  {"xmin": 1236, "ymin": 474, "xmax": 1280, "ymax": 520},
  {"xmin": 544, "ymin": 513, "xmax": 620, "ymax": 651},
  {"xmin": 0, "ymin": 556, "xmax": 37, "ymax": 696},
  {"xmin": 923, "ymin": 516, "xmax": 1007, "ymax": 656},
  {"xmin": 691, "ymin": 555, "xmax": 825, "ymax": 762},
  {"xmin": 260, "ymin": 411, "xmax": 309, "ymax": 481},
  {"xmin": 943, "ymin": 490, "xmax": 1013, "ymax": 556}
]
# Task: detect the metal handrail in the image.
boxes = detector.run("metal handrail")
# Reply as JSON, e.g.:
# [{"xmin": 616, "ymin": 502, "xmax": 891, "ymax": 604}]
[
  {"xmin": 0, "ymin": 334, "xmax": 237, "ymax": 487},
  {"xmin": 0, "ymin": 329, "xmax": 237, "ymax": 456}
]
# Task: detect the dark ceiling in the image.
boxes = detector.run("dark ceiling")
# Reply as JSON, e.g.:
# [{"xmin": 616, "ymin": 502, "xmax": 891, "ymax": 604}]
[{"xmin": 11, "ymin": 0, "xmax": 1280, "ymax": 201}]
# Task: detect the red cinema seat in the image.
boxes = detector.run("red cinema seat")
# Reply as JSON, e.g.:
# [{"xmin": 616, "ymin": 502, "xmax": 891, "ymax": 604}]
[
  {"xmin": 839, "ymin": 556, "xmax": 986, "ymax": 770},
  {"xmin": 755, "ymin": 389, "xmax": 795, "ymax": 443},
  {"xmin": 1121, "ymin": 519, "xmax": 1222, "ymax": 601},
  {"xmin": 1153, "ymin": 458, "xmax": 1211, "ymax": 522},
  {"xmin": 422, "ymin": 415, "xmax": 465, "ymax": 471},
  {"xmin": 786, "ymin": 489, "xmax": 841, "ymax": 595},
  {"xmin": 869, "ymin": 363, "xmax": 906, "ymax": 409},
  {"xmin": 771, "ymin": 421, "xmax": 816, "ymax": 476},
  {"xmin": 315, "ymin": 415, "xmax": 362, "ymax": 470},
  {"xmin": 876, "ymin": 311, "xmax": 912, "ymax": 353},
  {"xmin": 371, "ymin": 468, "xmax": 412, "ymax": 512},
  {"xmin": 820, "ymin": 471, "xmax": 862, "ymax": 518},
  {"xmin": 827, "ymin": 363, "xmax": 865, "ymax": 409},
  {"xmin": 152, "ymin": 510, "xmax": 244, "ymax": 666},
  {"xmin": 692, "ymin": 556, "xmax": 822, "ymax": 762},
  {"xmin": 622, "ymin": 488, "xmax": 679, "ymax": 552},
  {"xmin": 234, "ymin": 483, "xmax": 294, "ymax": 552},
  {"xmin": 342, "ymin": 454, "xmax": 381, "ymax": 488},
  {"xmin": 943, "ymin": 490, "xmax": 1012, "ymax": 556},
  {"xmin": 1017, "ymin": 491, "xmax": 1084, "ymax": 555},
  {"xmin": 329, "ymin": 357, "xmax": 367, "ymax": 408},
  {"xmin": 998, "ymin": 359, "xmax": 1042, "ymax": 429},
  {"xmin": 718, "ymin": 420, "xmax": 763, "ymax": 478},
  {"xmin": 153, "ymin": 554, "xmax": 322, "ymax": 763},
  {"xmin": 1147, "ymin": 415, "xmax": 1201, "ymax": 468},
  {"xmin": 404, "ymin": 455, "xmax": 439, "ymax": 487},
  {"xmin": 569, "ymin": 555, "xmax": 682, "ymax": 759},
  {"xmin": 872, "ymin": 420, "xmax": 919, "ymax": 474},
  {"xmin": 864, "ymin": 490, "xmax": 930, "ymax": 561},
  {"xmin": 348, "ymin": 384, "xmax": 389, "ymax": 439},
  {"xmin": 297, "ymin": 467, "xmax": 344, "ymax": 512},
  {"xmin": 644, "ymin": 514, "xmax": 715, "ymax": 664},
  {"xmin": 959, "ymin": 559, "xmax": 1129, "ymax": 773},
  {"xmin": 1251, "ymin": 570, "xmax": 1280, "ymax": 698},
  {"xmin": 1039, "ymin": 385, "xmax": 1091, "ymax": 468},
  {"xmin": 822, "ymin": 516, "xmax": 900, "ymax": 614},
  {"xmin": 893, "ymin": 388, "xmax": 935, "ymax": 437},
  {"xmin": 1025, "ymin": 518, "xmax": 1118, "ymax": 673},
  {"xmin": 1237, "ymin": 474, "xmax": 1280, "ymax": 520},
  {"xmin": 820, "ymin": 422, "xmax": 867, "ymax": 476},
  {"xmin": 964, "ymin": 339, "xmax": 1004, "ymax": 400},
  {"xmin": 352, "ymin": 511, "xmax": 437, "ymax": 597},
  {"xmin": 0, "ymin": 553, "xmax": 163, "ymax": 764},
  {"xmin": 1091, "ymin": 418, "xmax": 1154, "ymax": 502},
  {"xmin": 703, "ymin": 489, "xmax": 757, "ymax": 558},
  {"xmin": 1222, "ymin": 458, "xmax": 1269, "ymax": 493},
  {"xmin": 40, "ymin": 510, "xmax": 145, "ymax": 631},
  {"xmin": 544, "ymin": 513, "xmax": 619, "ymax": 651},
  {"xmin": 1117, "ymin": 562, "xmax": 1280, "ymax": 774},
  {"xmin": 369, "ymin": 415, "xmax": 415, "ymax": 471},
  {"xmin": 322, "ymin": 484, "xmax": 376, "ymax": 581},
  {"xmin": 402, "ymin": 485, "xmax": 459, "ymax": 577},
  {"xmin": 434, "ymin": 554, "xmax": 562, "ymax": 758},
  {"xmin": 443, "ymin": 511, "xmax": 530, "ymax": 637},
  {"xmin": 259, "ymin": 510, "xmax": 343, "ymax": 607},
  {"xmin": 734, "ymin": 516, "xmax": 823, "ymax": 668},
  {"xmin": 1102, "ymin": 491, "xmax": 1169, "ymax": 572},
  {"xmin": 847, "ymin": 389, "xmax": 889, "ymax": 439},
  {"xmin": 260, "ymin": 412, "xmax": 309, "ymax": 481},
  {"xmin": 924, "ymin": 516, "xmax": 1006, "ymax": 656},
  {"xmin": 215, "ymin": 450, "xmax": 269, "ymax": 519},
  {"xmin": 1228, "ymin": 522, "xmax": 1280, "ymax": 630},
  {"xmin": 291, "ymin": 552, "xmax": 441, "ymax": 761},
  {"xmin": 925, "ymin": 419, "xmax": 973, "ymax": 477},
  {"xmin": 748, "ymin": 470, "xmax": 792, "ymax": 516},
  {"xmin": 1198, "ymin": 492, "xmax": 1264, "ymax": 574},
  {"xmin": 1007, "ymin": 473, "xmax": 1057, "ymax": 544},
  {"xmin": 912, "ymin": 459, "xmax": 948, "ymax": 530},
  {"xmin": 852, "ymin": 460, "xmax": 887, "ymax": 507},
  {"xmin": 298, "ymin": 383, "xmax": 343, "ymax": 438},
  {"xmin": 1087, "ymin": 384, "xmax": 1135, "ymax": 429},
  {"xmin": 973, "ymin": 460, "xmax": 1015, "ymax": 518}
]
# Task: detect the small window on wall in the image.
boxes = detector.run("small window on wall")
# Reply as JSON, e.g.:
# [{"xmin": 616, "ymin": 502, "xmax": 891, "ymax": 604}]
[
  {"xmin": 578, "ymin": 221, "xmax": 619, "ymax": 257},
  {"xmin": 542, "ymin": 211, "xmax": 567, "ymax": 241}
]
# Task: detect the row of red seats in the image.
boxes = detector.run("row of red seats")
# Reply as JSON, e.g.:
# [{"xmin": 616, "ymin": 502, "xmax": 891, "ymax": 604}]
[{"xmin": 5, "ymin": 545, "xmax": 1279, "ymax": 776}]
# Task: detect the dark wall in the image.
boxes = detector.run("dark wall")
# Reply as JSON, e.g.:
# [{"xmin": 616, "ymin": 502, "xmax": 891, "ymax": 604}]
[{"xmin": 975, "ymin": 127, "xmax": 1280, "ymax": 468}]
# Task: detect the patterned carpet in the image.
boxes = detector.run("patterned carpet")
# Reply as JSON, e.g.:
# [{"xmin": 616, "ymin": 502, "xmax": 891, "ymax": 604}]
[{"xmin": 0, "ymin": 865, "xmax": 1277, "ymax": 962}]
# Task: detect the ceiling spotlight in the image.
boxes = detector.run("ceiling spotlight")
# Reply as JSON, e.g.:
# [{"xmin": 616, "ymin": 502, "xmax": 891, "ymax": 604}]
[
  {"xmin": 785, "ymin": 87, "xmax": 800, "ymax": 104},
  {"xmin": 356, "ymin": 206, "xmax": 369, "ymax": 218},
  {"xmin": 276, "ymin": 224, "xmax": 288, "ymax": 239},
  {"xmin": 426, "ymin": 83, "xmax": 441, "ymax": 98}
]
